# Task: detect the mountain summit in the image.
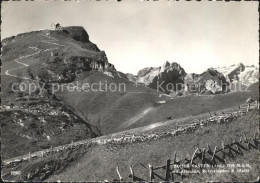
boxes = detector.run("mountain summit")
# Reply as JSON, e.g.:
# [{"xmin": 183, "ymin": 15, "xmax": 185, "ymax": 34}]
[{"xmin": 2, "ymin": 26, "xmax": 125, "ymax": 83}]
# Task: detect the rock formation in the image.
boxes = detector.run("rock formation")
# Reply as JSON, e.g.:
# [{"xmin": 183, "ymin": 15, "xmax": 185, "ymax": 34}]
[
  {"xmin": 184, "ymin": 68, "xmax": 228, "ymax": 94},
  {"xmin": 214, "ymin": 63, "xmax": 258, "ymax": 86},
  {"xmin": 134, "ymin": 61, "xmax": 186, "ymax": 94}
]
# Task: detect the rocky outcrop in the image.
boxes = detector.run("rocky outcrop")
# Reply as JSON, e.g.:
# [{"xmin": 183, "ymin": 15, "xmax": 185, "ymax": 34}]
[
  {"xmin": 238, "ymin": 65, "xmax": 258, "ymax": 86},
  {"xmin": 185, "ymin": 68, "xmax": 228, "ymax": 94},
  {"xmin": 38, "ymin": 51, "xmax": 119, "ymax": 83},
  {"xmin": 137, "ymin": 67, "xmax": 155, "ymax": 78},
  {"xmin": 136, "ymin": 61, "xmax": 187, "ymax": 94},
  {"xmin": 214, "ymin": 63, "xmax": 258, "ymax": 86},
  {"xmin": 125, "ymin": 73, "xmax": 137, "ymax": 82},
  {"xmin": 63, "ymin": 26, "xmax": 90, "ymax": 43}
]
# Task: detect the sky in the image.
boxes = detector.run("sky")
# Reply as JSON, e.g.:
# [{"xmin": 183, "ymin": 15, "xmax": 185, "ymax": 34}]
[{"xmin": 1, "ymin": 0, "xmax": 259, "ymax": 75}]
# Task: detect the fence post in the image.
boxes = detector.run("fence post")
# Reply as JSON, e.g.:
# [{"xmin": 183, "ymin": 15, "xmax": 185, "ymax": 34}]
[
  {"xmin": 165, "ymin": 159, "xmax": 171, "ymax": 181},
  {"xmin": 235, "ymin": 141, "xmax": 241, "ymax": 153},
  {"xmin": 180, "ymin": 168, "xmax": 184, "ymax": 181},
  {"xmin": 116, "ymin": 166, "xmax": 123, "ymax": 181},
  {"xmin": 221, "ymin": 140, "xmax": 226, "ymax": 163},
  {"xmin": 232, "ymin": 139, "xmax": 238, "ymax": 155},
  {"xmin": 254, "ymin": 133, "xmax": 258, "ymax": 145},
  {"xmin": 171, "ymin": 156, "xmax": 175, "ymax": 181},
  {"xmin": 207, "ymin": 144, "xmax": 212, "ymax": 152},
  {"xmin": 173, "ymin": 151, "xmax": 177, "ymax": 163},
  {"xmin": 243, "ymin": 132, "xmax": 248, "ymax": 142},
  {"xmin": 247, "ymin": 137, "xmax": 251, "ymax": 151},
  {"xmin": 171, "ymin": 171, "xmax": 174, "ymax": 182},
  {"xmin": 201, "ymin": 148, "xmax": 206, "ymax": 164},
  {"xmin": 233, "ymin": 138, "xmax": 237, "ymax": 144},
  {"xmin": 129, "ymin": 165, "xmax": 134, "ymax": 182},
  {"xmin": 239, "ymin": 136, "xmax": 243, "ymax": 143},
  {"xmin": 247, "ymin": 103, "xmax": 250, "ymax": 112},
  {"xmin": 190, "ymin": 148, "xmax": 199, "ymax": 165},
  {"xmin": 211, "ymin": 146, "xmax": 217, "ymax": 161},
  {"xmin": 230, "ymin": 138, "xmax": 233, "ymax": 145},
  {"xmin": 148, "ymin": 164, "xmax": 154, "ymax": 182}
]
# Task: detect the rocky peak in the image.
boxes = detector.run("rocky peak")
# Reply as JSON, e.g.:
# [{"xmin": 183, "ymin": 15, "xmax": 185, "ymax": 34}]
[
  {"xmin": 161, "ymin": 62, "xmax": 182, "ymax": 72},
  {"xmin": 162, "ymin": 61, "xmax": 170, "ymax": 70},
  {"xmin": 63, "ymin": 26, "xmax": 90, "ymax": 43},
  {"xmin": 137, "ymin": 67, "xmax": 155, "ymax": 77},
  {"xmin": 184, "ymin": 68, "xmax": 227, "ymax": 94},
  {"xmin": 214, "ymin": 63, "xmax": 258, "ymax": 86},
  {"xmin": 135, "ymin": 61, "xmax": 186, "ymax": 93}
]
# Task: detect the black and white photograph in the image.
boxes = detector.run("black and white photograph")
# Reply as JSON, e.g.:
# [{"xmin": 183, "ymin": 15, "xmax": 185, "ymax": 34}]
[{"xmin": 0, "ymin": 0, "xmax": 259, "ymax": 182}]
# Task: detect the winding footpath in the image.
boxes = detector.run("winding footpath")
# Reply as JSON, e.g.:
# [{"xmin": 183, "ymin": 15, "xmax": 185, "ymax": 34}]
[{"xmin": 4, "ymin": 33, "xmax": 67, "ymax": 81}]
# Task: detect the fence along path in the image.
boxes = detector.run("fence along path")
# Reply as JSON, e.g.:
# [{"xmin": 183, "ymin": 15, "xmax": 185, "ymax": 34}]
[
  {"xmin": 2, "ymin": 101, "xmax": 259, "ymax": 168},
  {"xmin": 114, "ymin": 133, "xmax": 259, "ymax": 182}
]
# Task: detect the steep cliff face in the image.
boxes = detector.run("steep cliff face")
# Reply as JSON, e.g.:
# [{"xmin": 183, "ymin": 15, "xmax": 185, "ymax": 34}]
[
  {"xmin": 136, "ymin": 61, "xmax": 187, "ymax": 93},
  {"xmin": 63, "ymin": 26, "xmax": 91, "ymax": 43}
]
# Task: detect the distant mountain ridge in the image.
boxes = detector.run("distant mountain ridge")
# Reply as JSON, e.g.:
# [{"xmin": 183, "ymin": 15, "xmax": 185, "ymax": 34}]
[
  {"xmin": 214, "ymin": 63, "xmax": 258, "ymax": 86},
  {"xmin": 129, "ymin": 62, "xmax": 258, "ymax": 94}
]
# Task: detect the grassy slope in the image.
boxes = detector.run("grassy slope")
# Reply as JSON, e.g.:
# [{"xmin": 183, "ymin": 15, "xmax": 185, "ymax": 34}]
[
  {"xmin": 1, "ymin": 29, "xmax": 105, "ymax": 159},
  {"xmin": 57, "ymin": 74, "xmax": 258, "ymax": 134},
  {"xmin": 44, "ymin": 110, "xmax": 258, "ymax": 182},
  {"xmin": 3, "ymin": 109, "xmax": 257, "ymax": 182},
  {"xmin": 0, "ymin": 100, "xmax": 99, "ymax": 159},
  {"xmin": 1, "ymin": 28, "xmax": 165, "ymax": 135},
  {"xmin": 56, "ymin": 71, "xmax": 165, "ymax": 134}
]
